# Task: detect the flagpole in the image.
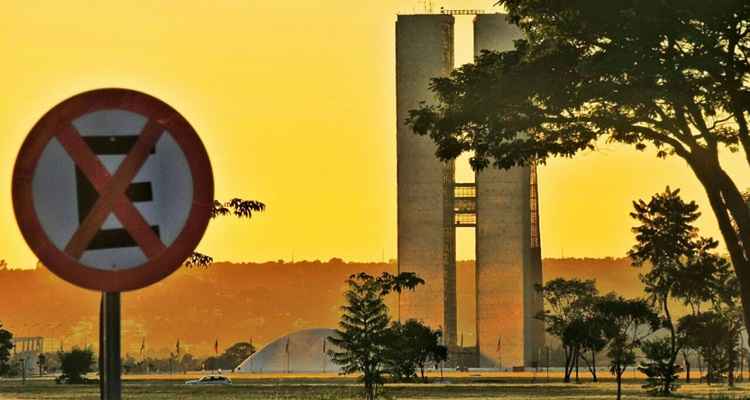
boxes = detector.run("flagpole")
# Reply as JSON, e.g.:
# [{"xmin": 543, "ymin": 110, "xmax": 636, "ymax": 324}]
[
  {"xmin": 139, "ymin": 337, "xmax": 145, "ymax": 374},
  {"xmin": 286, "ymin": 338, "xmax": 290, "ymax": 374},
  {"xmin": 460, "ymin": 332, "xmax": 464, "ymax": 371},
  {"xmin": 322, "ymin": 337, "xmax": 327, "ymax": 374},
  {"xmin": 498, "ymin": 336, "xmax": 502, "ymax": 371},
  {"xmin": 214, "ymin": 339, "xmax": 219, "ymax": 373}
]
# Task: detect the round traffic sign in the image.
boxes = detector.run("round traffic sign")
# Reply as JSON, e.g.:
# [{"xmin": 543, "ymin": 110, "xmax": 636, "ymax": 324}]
[{"xmin": 12, "ymin": 88, "xmax": 214, "ymax": 292}]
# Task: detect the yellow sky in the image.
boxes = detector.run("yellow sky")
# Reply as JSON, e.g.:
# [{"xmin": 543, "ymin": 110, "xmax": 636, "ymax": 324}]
[{"xmin": 0, "ymin": 1, "xmax": 747, "ymax": 269}]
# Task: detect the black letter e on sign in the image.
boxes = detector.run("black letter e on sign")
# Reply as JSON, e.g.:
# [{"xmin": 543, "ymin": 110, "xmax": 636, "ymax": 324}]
[{"xmin": 75, "ymin": 136, "xmax": 160, "ymax": 250}]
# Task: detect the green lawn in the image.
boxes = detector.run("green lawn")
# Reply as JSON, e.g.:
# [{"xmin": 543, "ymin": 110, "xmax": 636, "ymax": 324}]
[{"xmin": 2, "ymin": 378, "xmax": 750, "ymax": 400}]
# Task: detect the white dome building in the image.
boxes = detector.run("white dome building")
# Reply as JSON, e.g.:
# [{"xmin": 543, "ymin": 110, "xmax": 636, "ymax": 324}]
[{"xmin": 234, "ymin": 328, "xmax": 342, "ymax": 373}]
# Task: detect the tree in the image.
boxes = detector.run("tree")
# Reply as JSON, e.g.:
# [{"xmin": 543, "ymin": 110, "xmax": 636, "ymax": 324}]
[
  {"xmin": 221, "ymin": 342, "xmax": 256, "ymax": 370},
  {"xmin": 382, "ymin": 320, "xmax": 447, "ymax": 383},
  {"xmin": 122, "ymin": 355, "xmax": 137, "ymax": 375},
  {"xmin": 597, "ymin": 295, "xmax": 660, "ymax": 400},
  {"xmin": 382, "ymin": 323, "xmax": 417, "ymax": 382},
  {"xmin": 179, "ymin": 353, "xmax": 200, "ymax": 373},
  {"xmin": 710, "ymin": 248, "xmax": 745, "ymax": 387},
  {"xmin": 37, "ymin": 353, "xmax": 47, "ymax": 376},
  {"xmin": 58, "ymin": 348, "xmax": 95, "ymax": 384},
  {"xmin": 407, "ymin": 0, "xmax": 750, "ymax": 338},
  {"xmin": 639, "ymin": 338, "xmax": 683, "ymax": 395},
  {"xmin": 671, "ymin": 240, "xmax": 729, "ymax": 315},
  {"xmin": 185, "ymin": 198, "xmax": 266, "ymax": 267},
  {"xmin": 629, "ymin": 188, "xmax": 747, "ymax": 389},
  {"xmin": 0, "ymin": 324, "xmax": 12, "ymax": 376},
  {"xmin": 575, "ymin": 311, "xmax": 608, "ymax": 383},
  {"xmin": 328, "ymin": 272, "xmax": 424, "ymax": 400},
  {"xmin": 203, "ymin": 356, "xmax": 219, "ymax": 371},
  {"xmin": 628, "ymin": 188, "xmax": 708, "ymax": 393},
  {"xmin": 673, "ymin": 236, "xmax": 740, "ymax": 384},
  {"xmin": 535, "ymin": 278, "xmax": 598, "ymax": 382},
  {"xmin": 670, "ymin": 236, "xmax": 732, "ymax": 382},
  {"xmin": 678, "ymin": 312, "xmax": 734, "ymax": 384},
  {"xmin": 168, "ymin": 352, "xmax": 178, "ymax": 374}
]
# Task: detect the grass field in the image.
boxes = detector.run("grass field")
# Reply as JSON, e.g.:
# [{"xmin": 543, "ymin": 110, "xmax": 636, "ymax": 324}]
[{"xmin": 2, "ymin": 374, "xmax": 750, "ymax": 400}]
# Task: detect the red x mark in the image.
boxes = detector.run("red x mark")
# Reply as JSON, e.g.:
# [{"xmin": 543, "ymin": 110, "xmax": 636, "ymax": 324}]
[{"xmin": 55, "ymin": 120, "xmax": 167, "ymax": 259}]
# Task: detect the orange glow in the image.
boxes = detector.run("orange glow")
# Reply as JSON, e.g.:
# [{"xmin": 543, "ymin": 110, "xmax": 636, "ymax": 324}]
[{"xmin": 0, "ymin": 1, "xmax": 746, "ymax": 269}]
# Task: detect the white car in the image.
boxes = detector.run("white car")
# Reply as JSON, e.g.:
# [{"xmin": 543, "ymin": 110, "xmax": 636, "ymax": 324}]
[{"xmin": 185, "ymin": 375, "xmax": 232, "ymax": 385}]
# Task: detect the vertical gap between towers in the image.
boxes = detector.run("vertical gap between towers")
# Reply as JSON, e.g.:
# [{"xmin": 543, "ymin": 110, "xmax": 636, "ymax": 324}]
[
  {"xmin": 453, "ymin": 15, "xmax": 476, "ymax": 185},
  {"xmin": 453, "ymin": 14, "xmax": 477, "ymax": 350},
  {"xmin": 456, "ymin": 228, "xmax": 476, "ymax": 347}
]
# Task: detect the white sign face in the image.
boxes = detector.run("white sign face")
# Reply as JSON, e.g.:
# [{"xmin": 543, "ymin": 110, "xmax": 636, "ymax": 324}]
[
  {"xmin": 14, "ymin": 88, "xmax": 213, "ymax": 292},
  {"xmin": 31, "ymin": 109, "xmax": 193, "ymax": 270}
]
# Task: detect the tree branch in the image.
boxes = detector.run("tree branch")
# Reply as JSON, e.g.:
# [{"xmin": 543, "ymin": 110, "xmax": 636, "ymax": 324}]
[{"xmin": 627, "ymin": 125, "xmax": 692, "ymax": 159}]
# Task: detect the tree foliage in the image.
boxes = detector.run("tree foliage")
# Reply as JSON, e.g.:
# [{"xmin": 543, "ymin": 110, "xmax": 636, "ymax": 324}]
[
  {"xmin": 211, "ymin": 198, "xmax": 266, "ymax": 219},
  {"xmin": 407, "ymin": 0, "xmax": 750, "ymax": 338},
  {"xmin": 678, "ymin": 312, "xmax": 734, "ymax": 383},
  {"xmin": 185, "ymin": 198, "xmax": 266, "ymax": 267},
  {"xmin": 596, "ymin": 295, "xmax": 659, "ymax": 400},
  {"xmin": 674, "ymin": 234, "xmax": 743, "ymax": 386},
  {"xmin": 58, "ymin": 348, "xmax": 95, "ymax": 384},
  {"xmin": 628, "ymin": 188, "xmax": 701, "ymax": 322},
  {"xmin": 328, "ymin": 272, "xmax": 424, "ymax": 400},
  {"xmin": 628, "ymin": 188, "xmax": 713, "ymax": 393},
  {"xmin": 37, "ymin": 353, "xmax": 47, "ymax": 376},
  {"xmin": 535, "ymin": 278, "xmax": 598, "ymax": 382},
  {"xmin": 222, "ymin": 342, "xmax": 256, "ymax": 370},
  {"xmin": 0, "ymin": 324, "xmax": 12, "ymax": 376},
  {"xmin": 382, "ymin": 320, "xmax": 447, "ymax": 382},
  {"xmin": 639, "ymin": 338, "xmax": 683, "ymax": 395}
]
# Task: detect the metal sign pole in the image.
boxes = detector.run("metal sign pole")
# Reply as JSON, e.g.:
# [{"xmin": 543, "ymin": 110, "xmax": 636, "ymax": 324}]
[{"xmin": 101, "ymin": 292, "xmax": 121, "ymax": 400}]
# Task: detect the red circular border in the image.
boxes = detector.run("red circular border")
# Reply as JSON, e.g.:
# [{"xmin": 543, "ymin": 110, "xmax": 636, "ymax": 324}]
[{"xmin": 12, "ymin": 88, "xmax": 214, "ymax": 292}]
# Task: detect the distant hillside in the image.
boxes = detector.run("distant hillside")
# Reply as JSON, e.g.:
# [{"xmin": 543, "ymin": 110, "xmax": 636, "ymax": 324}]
[
  {"xmin": 0, "ymin": 257, "xmax": 644, "ymax": 357},
  {"xmin": 543, "ymin": 257, "xmax": 645, "ymax": 298}
]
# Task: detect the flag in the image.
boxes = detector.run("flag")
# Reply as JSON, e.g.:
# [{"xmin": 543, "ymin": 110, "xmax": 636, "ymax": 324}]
[
  {"xmin": 176, "ymin": 339, "xmax": 180, "ymax": 356},
  {"xmin": 496, "ymin": 336, "xmax": 502, "ymax": 353},
  {"xmin": 322, "ymin": 338, "xmax": 326, "ymax": 354},
  {"xmin": 285, "ymin": 338, "xmax": 290, "ymax": 354},
  {"xmin": 214, "ymin": 339, "xmax": 219, "ymax": 355},
  {"xmin": 140, "ymin": 338, "xmax": 145, "ymax": 356}
]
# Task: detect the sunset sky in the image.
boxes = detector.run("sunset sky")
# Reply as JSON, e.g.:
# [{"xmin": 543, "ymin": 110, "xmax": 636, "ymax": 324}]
[{"xmin": 1, "ymin": 1, "xmax": 747, "ymax": 270}]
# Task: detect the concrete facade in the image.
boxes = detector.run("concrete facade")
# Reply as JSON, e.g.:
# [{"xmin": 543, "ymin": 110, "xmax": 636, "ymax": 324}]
[
  {"xmin": 396, "ymin": 13, "xmax": 544, "ymax": 368},
  {"xmin": 396, "ymin": 14, "xmax": 457, "ymax": 348},
  {"xmin": 474, "ymin": 13, "xmax": 544, "ymax": 369}
]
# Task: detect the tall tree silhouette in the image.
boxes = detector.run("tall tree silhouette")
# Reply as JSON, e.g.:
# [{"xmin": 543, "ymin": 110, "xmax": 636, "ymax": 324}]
[
  {"xmin": 628, "ymin": 188, "xmax": 706, "ymax": 392},
  {"xmin": 328, "ymin": 272, "xmax": 423, "ymax": 400}
]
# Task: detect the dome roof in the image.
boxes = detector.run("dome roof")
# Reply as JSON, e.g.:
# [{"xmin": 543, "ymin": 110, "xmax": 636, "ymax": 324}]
[{"xmin": 235, "ymin": 328, "xmax": 342, "ymax": 373}]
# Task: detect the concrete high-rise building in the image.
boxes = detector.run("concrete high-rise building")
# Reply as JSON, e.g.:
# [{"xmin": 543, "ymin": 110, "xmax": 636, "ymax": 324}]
[
  {"xmin": 396, "ymin": 12, "xmax": 543, "ymax": 368},
  {"xmin": 396, "ymin": 14, "xmax": 457, "ymax": 348}
]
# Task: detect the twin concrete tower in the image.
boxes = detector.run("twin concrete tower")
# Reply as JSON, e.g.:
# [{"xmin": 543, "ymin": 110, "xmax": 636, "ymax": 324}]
[{"xmin": 396, "ymin": 13, "xmax": 544, "ymax": 368}]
